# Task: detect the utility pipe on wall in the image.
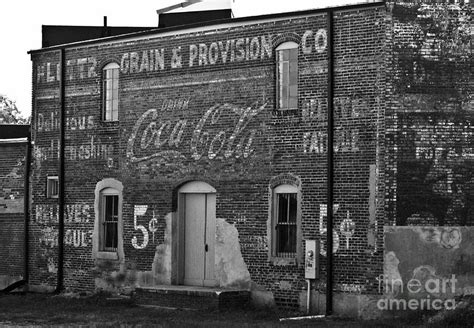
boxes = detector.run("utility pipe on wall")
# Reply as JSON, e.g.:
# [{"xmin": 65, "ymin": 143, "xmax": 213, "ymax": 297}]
[
  {"xmin": 23, "ymin": 130, "xmax": 31, "ymax": 283},
  {"xmin": 326, "ymin": 9, "xmax": 334, "ymax": 316},
  {"xmin": 55, "ymin": 48, "xmax": 66, "ymax": 294},
  {"xmin": 306, "ymin": 279, "xmax": 311, "ymax": 314}
]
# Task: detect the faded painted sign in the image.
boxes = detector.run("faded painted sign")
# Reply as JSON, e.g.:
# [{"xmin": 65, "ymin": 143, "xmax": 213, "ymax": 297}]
[
  {"xmin": 37, "ymin": 111, "xmax": 96, "ymax": 132},
  {"xmin": 132, "ymin": 205, "xmax": 149, "ymax": 249},
  {"xmin": 319, "ymin": 205, "xmax": 361, "ymax": 256},
  {"xmin": 397, "ymin": 115, "xmax": 473, "ymax": 226},
  {"xmin": 35, "ymin": 204, "xmax": 93, "ymax": 248},
  {"xmin": 127, "ymin": 100, "xmax": 267, "ymax": 163},
  {"xmin": 34, "ymin": 136, "xmax": 114, "ymax": 163},
  {"xmin": 36, "ymin": 29, "xmax": 328, "ymax": 84},
  {"xmin": 301, "ymin": 96, "xmax": 377, "ymax": 154},
  {"xmin": 131, "ymin": 206, "xmax": 161, "ymax": 250}
]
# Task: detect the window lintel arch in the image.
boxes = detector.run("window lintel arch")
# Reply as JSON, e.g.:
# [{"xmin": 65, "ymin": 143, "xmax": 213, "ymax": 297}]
[
  {"xmin": 102, "ymin": 62, "xmax": 120, "ymax": 70},
  {"xmin": 275, "ymin": 41, "xmax": 299, "ymax": 51},
  {"xmin": 179, "ymin": 181, "xmax": 216, "ymax": 194},
  {"xmin": 274, "ymin": 184, "xmax": 298, "ymax": 194}
]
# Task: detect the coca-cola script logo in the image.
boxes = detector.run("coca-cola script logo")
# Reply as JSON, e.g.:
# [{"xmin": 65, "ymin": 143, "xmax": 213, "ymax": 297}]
[{"xmin": 126, "ymin": 101, "xmax": 267, "ymax": 163}]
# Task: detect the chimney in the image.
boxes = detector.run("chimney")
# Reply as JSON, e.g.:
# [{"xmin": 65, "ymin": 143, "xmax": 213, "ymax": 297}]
[
  {"xmin": 157, "ymin": 0, "xmax": 233, "ymax": 28},
  {"xmin": 102, "ymin": 16, "xmax": 110, "ymax": 37}
]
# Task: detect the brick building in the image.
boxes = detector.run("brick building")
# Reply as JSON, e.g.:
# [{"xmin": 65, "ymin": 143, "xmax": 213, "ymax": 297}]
[
  {"xmin": 22, "ymin": 0, "xmax": 472, "ymax": 316},
  {"xmin": 0, "ymin": 124, "xmax": 30, "ymax": 290}
]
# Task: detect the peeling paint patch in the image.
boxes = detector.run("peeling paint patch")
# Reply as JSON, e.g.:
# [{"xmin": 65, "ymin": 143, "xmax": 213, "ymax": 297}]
[
  {"xmin": 279, "ymin": 281, "xmax": 292, "ymax": 291},
  {"xmin": 215, "ymin": 218, "xmax": 251, "ymax": 289},
  {"xmin": 383, "ymin": 251, "xmax": 402, "ymax": 297},
  {"xmin": 414, "ymin": 226, "xmax": 462, "ymax": 249}
]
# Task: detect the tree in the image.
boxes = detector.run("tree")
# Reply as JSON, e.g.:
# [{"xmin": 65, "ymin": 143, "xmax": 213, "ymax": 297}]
[{"xmin": 0, "ymin": 94, "xmax": 28, "ymax": 124}]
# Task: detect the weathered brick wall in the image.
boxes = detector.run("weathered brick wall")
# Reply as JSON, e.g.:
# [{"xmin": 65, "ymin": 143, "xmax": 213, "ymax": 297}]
[
  {"xmin": 30, "ymin": 5, "xmax": 386, "ymax": 307},
  {"xmin": 0, "ymin": 143, "xmax": 26, "ymax": 286},
  {"xmin": 385, "ymin": 0, "xmax": 473, "ymax": 226},
  {"xmin": 30, "ymin": 50, "xmax": 60, "ymax": 290}
]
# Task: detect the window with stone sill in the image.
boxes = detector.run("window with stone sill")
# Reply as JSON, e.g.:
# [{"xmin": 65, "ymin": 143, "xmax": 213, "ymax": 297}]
[
  {"xmin": 93, "ymin": 178, "xmax": 123, "ymax": 261},
  {"xmin": 271, "ymin": 184, "xmax": 300, "ymax": 264},
  {"xmin": 99, "ymin": 188, "xmax": 119, "ymax": 252}
]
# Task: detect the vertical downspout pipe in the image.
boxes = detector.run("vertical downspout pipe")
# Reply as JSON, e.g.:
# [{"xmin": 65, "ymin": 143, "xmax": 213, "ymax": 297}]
[
  {"xmin": 326, "ymin": 9, "xmax": 334, "ymax": 316},
  {"xmin": 55, "ymin": 48, "xmax": 66, "ymax": 294},
  {"xmin": 23, "ymin": 130, "xmax": 31, "ymax": 283}
]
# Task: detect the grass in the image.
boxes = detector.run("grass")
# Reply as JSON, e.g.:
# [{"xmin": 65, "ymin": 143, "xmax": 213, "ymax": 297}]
[{"xmin": 0, "ymin": 293, "xmax": 471, "ymax": 327}]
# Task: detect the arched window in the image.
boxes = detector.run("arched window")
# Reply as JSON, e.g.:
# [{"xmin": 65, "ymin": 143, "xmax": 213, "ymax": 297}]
[
  {"xmin": 272, "ymin": 184, "xmax": 299, "ymax": 258},
  {"xmin": 93, "ymin": 178, "xmax": 123, "ymax": 260},
  {"xmin": 102, "ymin": 62, "xmax": 119, "ymax": 121},
  {"xmin": 276, "ymin": 42, "xmax": 298, "ymax": 110}
]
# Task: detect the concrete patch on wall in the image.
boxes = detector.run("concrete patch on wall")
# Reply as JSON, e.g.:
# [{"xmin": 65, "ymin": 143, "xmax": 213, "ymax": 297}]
[
  {"xmin": 250, "ymin": 282, "xmax": 276, "ymax": 309},
  {"xmin": 0, "ymin": 198, "xmax": 23, "ymax": 214},
  {"xmin": 0, "ymin": 158, "xmax": 25, "ymax": 214},
  {"xmin": 95, "ymin": 212, "xmax": 173, "ymax": 291},
  {"xmin": 215, "ymin": 218, "xmax": 251, "ymax": 289},
  {"xmin": 150, "ymin": 212, "xmax": 172, "ymax": 285},
  {"xmin": 94, "ymin": 260, "xmax": 137, "ymax": 294},
  {"xmin": 300, "ymin": 291, "xmax": 382, "ymax": 319},
  {"xmin": 384, "ymin": 226, "xmax": 474, "ymax": 301},
  {"xmin": 0, "ymin": 275, "xmax": 23, "ymax": 290},
  {"xmin": 383, "ymin": 251, "xmax": 403, "ymax": 297}
]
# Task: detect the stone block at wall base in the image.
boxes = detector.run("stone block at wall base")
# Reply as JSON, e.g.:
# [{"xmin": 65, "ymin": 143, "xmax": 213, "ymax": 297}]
[
  {"xmin": 299, "ymin": 291, "xmax": 384, "ymax": 320},
  {"xmin": 28, "ymin": 284, "xmax": 55, "ymax": 293},
  {"xmin": 250, "ymin": 290, "xmax": 276, "ymax": 309}
]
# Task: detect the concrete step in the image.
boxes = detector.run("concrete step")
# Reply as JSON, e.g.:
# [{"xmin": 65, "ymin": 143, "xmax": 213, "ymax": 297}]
[{"xmin": 133, "ymin": 285, "xmax": 250, "ymax": 311}]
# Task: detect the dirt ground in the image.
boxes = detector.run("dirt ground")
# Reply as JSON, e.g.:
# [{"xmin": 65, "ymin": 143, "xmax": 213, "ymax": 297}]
[{"xmin": 0, "ymin": 293, "xmax": 471, "ymax": 327}]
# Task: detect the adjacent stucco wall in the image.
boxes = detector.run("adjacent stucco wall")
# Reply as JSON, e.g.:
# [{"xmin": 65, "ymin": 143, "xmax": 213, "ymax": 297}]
[{"xmin": 384, "ymin": 226, "xmax": 474, "ymax": 300}]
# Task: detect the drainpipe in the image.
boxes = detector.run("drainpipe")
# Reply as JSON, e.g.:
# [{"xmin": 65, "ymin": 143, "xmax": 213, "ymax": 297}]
[
  {"xmin": 24, "ymin": 129, "xmax": 32, "ymax": 283},
  {"xmin": 55, "ymin": 48, "xmax": 66, "ymax": 294},
  {"xmin": 326, "ymin": 9, "xmax": 334, "ymax": 316}
]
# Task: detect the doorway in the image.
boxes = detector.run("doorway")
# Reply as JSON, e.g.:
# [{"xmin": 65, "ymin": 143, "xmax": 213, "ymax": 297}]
[{"xmin": 178, "ymin": 181, "xmax": 216, "ymax": 287}]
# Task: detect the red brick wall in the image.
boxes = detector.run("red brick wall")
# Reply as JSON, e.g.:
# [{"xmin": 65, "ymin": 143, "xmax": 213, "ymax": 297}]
[
  {"xmin": 30, "ymin": 5, "xmax": 387, "ymax": 306},
  {"xmin": 385, "ymin": 0, "xmax": 473, "ymax": 227},
  {"xmin": 0, "ymin": 143, "xmax": 26, "ymax": 282}
]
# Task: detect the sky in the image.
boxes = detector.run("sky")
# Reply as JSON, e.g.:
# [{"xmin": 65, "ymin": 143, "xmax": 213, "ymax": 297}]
[{"xmin": 0, "ymin": 0, "xmax": 369, "ymax": 118}]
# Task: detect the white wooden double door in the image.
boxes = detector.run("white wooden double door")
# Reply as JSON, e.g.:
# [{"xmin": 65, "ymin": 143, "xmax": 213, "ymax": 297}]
[{"xmin": 180, "ymin": 182, "xmax": 216, "ymax": 287}]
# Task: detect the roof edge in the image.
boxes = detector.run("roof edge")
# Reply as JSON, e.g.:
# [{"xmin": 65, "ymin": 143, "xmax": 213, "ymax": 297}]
[
  {"xmin": 28, "ymin": 1, "xmax": 385, "ymax": 55},
  {"xmin": 0, "ymin": 138, "xmax": 29, "ymax": 144}
]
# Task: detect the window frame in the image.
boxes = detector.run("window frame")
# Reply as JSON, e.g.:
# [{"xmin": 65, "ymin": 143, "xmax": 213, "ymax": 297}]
[
  {"xmin": 46, "ymin": 176, "xmax": 59, "ymax": 199},
  {"xmin": 270, "ymin": 183, "xmax": 302, "ymax": 265},
  {"xmin": 93, "ymin": 179, "xmax": 123, "ymax": 260},
  {"xmin": 102, "ymin": 62, "xmax": 120, "ymax": 122},
  {"xmin": 99, "ymin": 188, "xmax": 119, "ymax": 252},
  {"xmin": 275, "ymin": 41, "xmax": 299, "ymax": 111}
]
